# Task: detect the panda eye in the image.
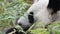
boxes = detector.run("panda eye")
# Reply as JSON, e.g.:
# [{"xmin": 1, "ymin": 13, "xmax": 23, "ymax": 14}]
[{"xmin": 18, "ymin": 23, "xmax": 22, "ymax": 25}]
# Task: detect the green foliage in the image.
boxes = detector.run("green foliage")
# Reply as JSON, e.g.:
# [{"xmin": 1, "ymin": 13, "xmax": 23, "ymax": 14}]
[
  {"xmin": 0, "ymin": 0, "xmax": 2, "ymax": 2},
  {"xmin": 26, "ymin": 22, "xmax": 50, "ymax": 34},
  {"xmin": 15, "ymin": 25, "xmax": 23, "ymax": 31},
  {"xmin": 27, "ymin": 28, "xmax": 50, "ymax": 34},
  {"xmin": 15, "ymin": 25, "xmax": 26, "ymax": 34},
  {"xmin": 18, "ymin": 0, "xmax": 24, "ymax": 3},
  {"xmin": 48, "ymin": 21, "xmax": 60, "ymax": 34},
  {"xmin": 0, "ymin": 0, "xmax": 29, "ymax": 31},
  {"xmin": 0, "ymin": 31, "xmax": 5, "ymax": 34}
]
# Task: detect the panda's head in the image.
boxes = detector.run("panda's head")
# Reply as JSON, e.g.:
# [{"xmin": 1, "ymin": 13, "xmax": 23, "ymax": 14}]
[
  {"xmin": 17, "ymin": 12, "xmax": 34, "ymax": 31},
  {"xmin": 5, "ymin": 28, "xmax": 25, "ymax": 34},
  {"xmin": 17, "ymin": 0, "xmax": 60, "ymax": 31}
]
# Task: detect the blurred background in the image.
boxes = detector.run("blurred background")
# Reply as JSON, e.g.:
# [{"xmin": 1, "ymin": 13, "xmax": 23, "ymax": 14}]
[{"xmin": 0, "ymin": 0, "xmax": 33, "ymax": 33}]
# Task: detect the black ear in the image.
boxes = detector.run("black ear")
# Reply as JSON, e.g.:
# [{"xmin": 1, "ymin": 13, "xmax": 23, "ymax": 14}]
[
  {"xmin": 47, "ymin": 0, "xmax": 60, "ymax": 14},
  {"xmin": 28, "ymin": 12, "xmax": 34, "ymax": 24}
]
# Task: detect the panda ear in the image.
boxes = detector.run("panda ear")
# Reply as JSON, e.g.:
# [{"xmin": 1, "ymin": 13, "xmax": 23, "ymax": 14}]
[{"xmin": 28, "ymin": 12, "xmax": 34, "ymax": 24}]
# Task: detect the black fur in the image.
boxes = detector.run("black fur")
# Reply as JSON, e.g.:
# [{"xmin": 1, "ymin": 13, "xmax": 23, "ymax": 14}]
[
  {"xmin": 48, "ymin": 0, "xmax": 60, "ymax": 14},
  {"xmin": 5, "ymin": 28, "xmax": 25, "ymax": 34},
  {"xmin": 28, "ymin": 12, "xmax": 34, "ymax": 24},
  {"xmin": 5, "ymin": 28, "xmax": 15, "ymax": 34}
]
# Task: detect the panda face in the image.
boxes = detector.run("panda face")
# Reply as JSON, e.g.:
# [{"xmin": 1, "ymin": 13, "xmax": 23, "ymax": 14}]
[
  {"xmin": 17, "ymin": 0, "xmax": 60, "ymax": 31},
  {"xmin": 17, "ymin": 0, "xmax": 49, "ymax": 31},
  {"xmin": 17, "ymin": 17, "xmax": 31, "ymax": 31},
  {"xmin": 17, "ymin": 12, "xmax": 34, "ymax": 31}
]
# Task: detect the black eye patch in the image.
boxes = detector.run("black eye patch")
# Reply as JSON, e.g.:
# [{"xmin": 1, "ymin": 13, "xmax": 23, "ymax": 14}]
[{"xmin": 28, "ymin": 12, "xmax": 34, "ymax": 24}]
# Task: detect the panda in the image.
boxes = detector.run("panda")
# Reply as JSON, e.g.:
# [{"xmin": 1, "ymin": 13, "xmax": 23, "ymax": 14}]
[
  {"xmin": 5, "ymin": 27, "xmax": 25, "ymax": 34},
  {"xmin": 17, "ymin": 0, "xmax": 60, "ymax": 31}
]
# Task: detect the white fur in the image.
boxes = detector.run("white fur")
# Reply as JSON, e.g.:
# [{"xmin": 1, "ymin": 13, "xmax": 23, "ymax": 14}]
[
  {"xmin": 17, "ymin": 0, "xmax": 60, "ymax": 29},
  {"xmin": 34, "ymin": 8, "xmax": 52, "ymax": 26},
  {"xmin": 57, "ymin": 10, "xmax": 60, "ymax": 21},
  {"xmin": 27, "ymin": 0, "xmax": 49, "ymax": 14},
  {"xmin": 17, "ymin": 0, "xmax": 51, "ymax": 28}
]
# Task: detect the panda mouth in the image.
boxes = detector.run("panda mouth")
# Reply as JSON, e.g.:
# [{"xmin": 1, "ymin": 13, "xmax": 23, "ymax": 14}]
[
  {"xmin": 23, "ymin": 26, "xmax": 30, "ymax": 31},
  {"xmin": 19, "ymin": 25, "xmax": 30, "ymax": 31}
]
